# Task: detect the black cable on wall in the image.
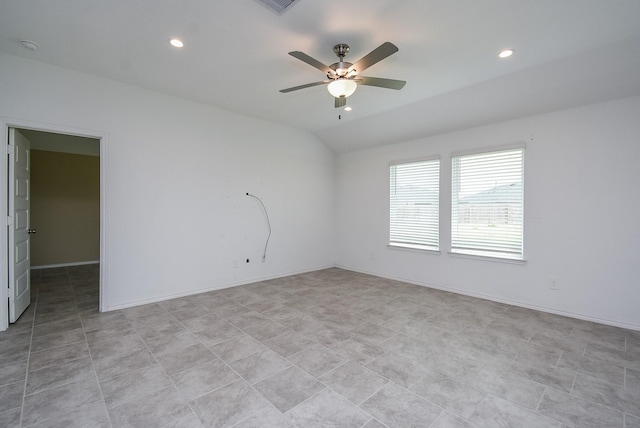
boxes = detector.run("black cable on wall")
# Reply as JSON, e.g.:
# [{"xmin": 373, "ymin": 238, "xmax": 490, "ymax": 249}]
[{"xmin": 246, "ymin": 193, "xmax": 271, "ymax": 261}]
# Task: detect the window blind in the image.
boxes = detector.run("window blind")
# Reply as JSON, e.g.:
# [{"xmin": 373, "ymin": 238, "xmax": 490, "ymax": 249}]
[
  {"xmin": 390, "ymin": 159, "xmax": 439, "ymax": 250},
  {"xmin": 451, "ymin": 148, "xmax": 524, "ymax": 259}
]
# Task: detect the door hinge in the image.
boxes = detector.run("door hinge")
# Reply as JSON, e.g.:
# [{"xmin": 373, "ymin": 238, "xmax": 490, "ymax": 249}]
[
  {"xmin": 7, "ymin": 145, "xmax": 14, "ymax": 155},
  {"xmin": 7, "ymin": 216, "xmax": 14, "ymax": 226}
]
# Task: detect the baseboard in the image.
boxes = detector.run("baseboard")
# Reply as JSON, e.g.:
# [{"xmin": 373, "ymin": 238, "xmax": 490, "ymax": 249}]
[
  {"xmin": 31, "ymin": 260, "xmax": 99, "ymax": 270},
  {"xmin": 105, "ymin": 264, "xmax": 336, "ymax": 312},
  {"xmin": 335, "ymin": 264, "xmax": 640, "ymax": 332}
]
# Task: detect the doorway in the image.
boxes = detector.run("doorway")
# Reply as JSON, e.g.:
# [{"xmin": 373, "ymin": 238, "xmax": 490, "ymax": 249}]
[{"xmin": 2, "ymin": 120, "xmax": 106, "ymax": 331}]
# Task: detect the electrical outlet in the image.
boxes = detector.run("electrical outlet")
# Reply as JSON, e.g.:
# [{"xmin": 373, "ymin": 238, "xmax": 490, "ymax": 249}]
[{"xmin": 549, "ymin": 277, "xmax": 559, "ymax": 290}]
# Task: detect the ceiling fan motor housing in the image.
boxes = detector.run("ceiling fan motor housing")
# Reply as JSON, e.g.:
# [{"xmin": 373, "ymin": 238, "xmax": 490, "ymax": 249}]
[
  {"xmin": 327, "ymin": 43, "xmax": 353, "ymax": 80},
  {"xmin": 328, "ymin": 62, "xmax": 353, "ymax": 79},
  {"xmin": 329, "ymin": 44, "xmax": 353, "ymax": 79}
]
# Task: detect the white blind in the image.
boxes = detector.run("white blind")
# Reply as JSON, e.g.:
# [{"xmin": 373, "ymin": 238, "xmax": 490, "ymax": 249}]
[
  {"xmin": 451, "ymin": 148, "xmax": 524, "ymax": 259},
  {"xmin": 390, "ymin": 159, "xmax": 439, "ymax": 250}
]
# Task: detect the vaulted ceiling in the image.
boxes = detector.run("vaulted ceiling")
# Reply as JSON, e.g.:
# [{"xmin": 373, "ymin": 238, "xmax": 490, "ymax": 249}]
[{"xmin": 2, "ymin": 1, "xmax": 640, "ymax": 152}]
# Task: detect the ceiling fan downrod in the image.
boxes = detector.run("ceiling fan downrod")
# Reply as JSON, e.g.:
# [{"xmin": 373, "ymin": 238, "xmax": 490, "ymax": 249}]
[{"xmin": 330, "ymin": 44, "xmax": 354, "ymax": 79}]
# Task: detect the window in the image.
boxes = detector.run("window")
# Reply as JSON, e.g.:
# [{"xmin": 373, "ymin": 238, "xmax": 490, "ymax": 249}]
[
  {"xmin": 451, "ymin": 148, "xmax": 524, "ymax": 260},
  {"xmin": 389, "ymin": 159, "xmax": 439, "ymax": 251}
]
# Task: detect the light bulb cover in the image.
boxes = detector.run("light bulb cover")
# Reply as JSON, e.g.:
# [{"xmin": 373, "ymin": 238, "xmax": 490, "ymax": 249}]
[
  {"xmin": 498, "ymin": 48, "xmax": 514, "ymax": 58},
  {"xmin": 327, "ymin": 79, "xmax": 357, "ymax": 98}
]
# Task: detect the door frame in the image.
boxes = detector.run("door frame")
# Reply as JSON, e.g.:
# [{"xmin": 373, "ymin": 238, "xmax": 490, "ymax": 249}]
[{"xmin": 1, "ymin": 117, "xmax": 108, "ymax": 331}]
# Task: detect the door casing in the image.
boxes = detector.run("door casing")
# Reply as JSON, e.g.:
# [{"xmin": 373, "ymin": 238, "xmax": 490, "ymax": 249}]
[{"xmin": 1, "ymin": 117, "xmax": 108, "ymax": 331}]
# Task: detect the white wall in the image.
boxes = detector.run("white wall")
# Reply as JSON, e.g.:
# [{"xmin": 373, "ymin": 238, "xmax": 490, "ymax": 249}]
[
  {"xmin": 2, "ymin": 51, "xmax": 639, "ymax": 330},
  {"xmin": 336, "ymin": 96, "xmax": 640, "ymax": 329},
  {"xmin": 0, "ymin": 53, "xmax": 336, "ymax": 312}
]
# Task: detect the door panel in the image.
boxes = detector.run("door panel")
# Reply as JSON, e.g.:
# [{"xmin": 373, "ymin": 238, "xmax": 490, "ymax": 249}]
[{"xmin": 9, "ymin": 128, "xmax": 31, "ymax": 323}]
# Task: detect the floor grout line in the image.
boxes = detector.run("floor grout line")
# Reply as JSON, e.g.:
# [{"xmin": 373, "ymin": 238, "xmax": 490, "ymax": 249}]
[{"xmin": 4, "ymin": 267, "xmax": 639, "ymax": 427}]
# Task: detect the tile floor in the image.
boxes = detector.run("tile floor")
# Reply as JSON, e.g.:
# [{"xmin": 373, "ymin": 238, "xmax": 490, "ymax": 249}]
[{"xmin": 1, "ymin": 265, "xmax": 639, "ymax": 427}]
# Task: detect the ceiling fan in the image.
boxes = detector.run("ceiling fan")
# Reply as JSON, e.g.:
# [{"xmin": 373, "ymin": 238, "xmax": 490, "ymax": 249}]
[{"xmin": 280, "ymin": 42, "xmax": 406, "ymax": 108}]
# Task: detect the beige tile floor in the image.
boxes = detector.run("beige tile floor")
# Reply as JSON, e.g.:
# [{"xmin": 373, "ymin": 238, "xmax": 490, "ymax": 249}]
[{"xmin": 1, "ymin": 265, "xmax": 639, "ymax": 427}]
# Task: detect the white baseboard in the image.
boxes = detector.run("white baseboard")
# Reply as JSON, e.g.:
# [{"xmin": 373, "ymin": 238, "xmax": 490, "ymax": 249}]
[
  {"xmin": 104, "ymin": 264, "xmax": 336, "ymax": 312},
  {"xmin": 335, "ymin": 264, "xmax": 640, "ymax": 332},
  {"xmin": 31, "ymin": 260, "xmax": 99, "ymax": 270}
]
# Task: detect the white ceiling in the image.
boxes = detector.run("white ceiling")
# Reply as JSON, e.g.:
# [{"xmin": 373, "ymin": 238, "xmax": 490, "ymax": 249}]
[{"xmin": 1, "ymin": 0, "xmax": 640, "ymax": 153}]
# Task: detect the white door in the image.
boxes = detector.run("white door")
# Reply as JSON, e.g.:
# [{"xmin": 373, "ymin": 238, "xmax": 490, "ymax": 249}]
[{"xmin": 8, "ymin": 128, "xmax": 31, "ymax": 322}]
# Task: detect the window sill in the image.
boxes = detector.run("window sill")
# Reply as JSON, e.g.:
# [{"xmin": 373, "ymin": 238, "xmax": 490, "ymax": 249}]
[
  {"xmin": 387, "ymin": 244, "xmax": 441, "ymax": 255},
  {"xmin": 448, "ymin": 251, "xmax": 527, "ymax": 265}
]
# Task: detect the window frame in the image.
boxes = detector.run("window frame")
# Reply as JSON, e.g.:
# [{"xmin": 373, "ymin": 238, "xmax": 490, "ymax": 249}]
[
  {"xmin": 450, "ymin": 145, "xmax": 525, "ymax": 261},
  {"xmin": 388, "ymin": 156, "xmax": 441, "ymax": 253}
]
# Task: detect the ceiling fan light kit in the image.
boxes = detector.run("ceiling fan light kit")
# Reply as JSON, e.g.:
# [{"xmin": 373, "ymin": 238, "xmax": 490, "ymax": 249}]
[
  {"xmin": 327, "ymin": 79, "xmax": 357, "ymax": 98},
  {"xmin": 280, "ymin": 42, "xmax": 406, "ymax": 108}
]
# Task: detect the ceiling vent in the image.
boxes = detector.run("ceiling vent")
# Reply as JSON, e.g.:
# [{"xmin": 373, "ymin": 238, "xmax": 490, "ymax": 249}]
[{"xmin": 254, "ymin": 0, "xmax": 300, "ymax": 15}]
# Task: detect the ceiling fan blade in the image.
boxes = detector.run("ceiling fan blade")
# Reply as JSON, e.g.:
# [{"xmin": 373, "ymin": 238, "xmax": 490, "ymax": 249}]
[
  {"xmin": 288, "ymin": 51, "xmax": 334, "ymax": 75},
  {"xmin": 279, "ymin": 81, "xmax": 330, "ymax": 93},
  {"xmin": 348, "ymin": 42, "xmax": 399, "ymax": 74},
  {"xmin": 357, "ymin": 76, "xmax": 406, "ymax": 90},
  {"xmin": 334, "ymin": 96, "xmax": 347, "ymax": 108}
]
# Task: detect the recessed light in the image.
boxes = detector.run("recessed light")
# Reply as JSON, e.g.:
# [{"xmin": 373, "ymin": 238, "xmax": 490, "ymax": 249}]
[
  {"xmin": 344, "ymin": 106, "xmax": 352, "ymax": 112},
  {"xmin": 498, "ymin": 49, "xmax": 514, "ymax": 59},
  {"xmin": 20, "ymin": 40, "xmax": 39, "ymax": 51},
  {"xmin": 169, "ymin": 38, "xmax": 184, "ymax": 48}
]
